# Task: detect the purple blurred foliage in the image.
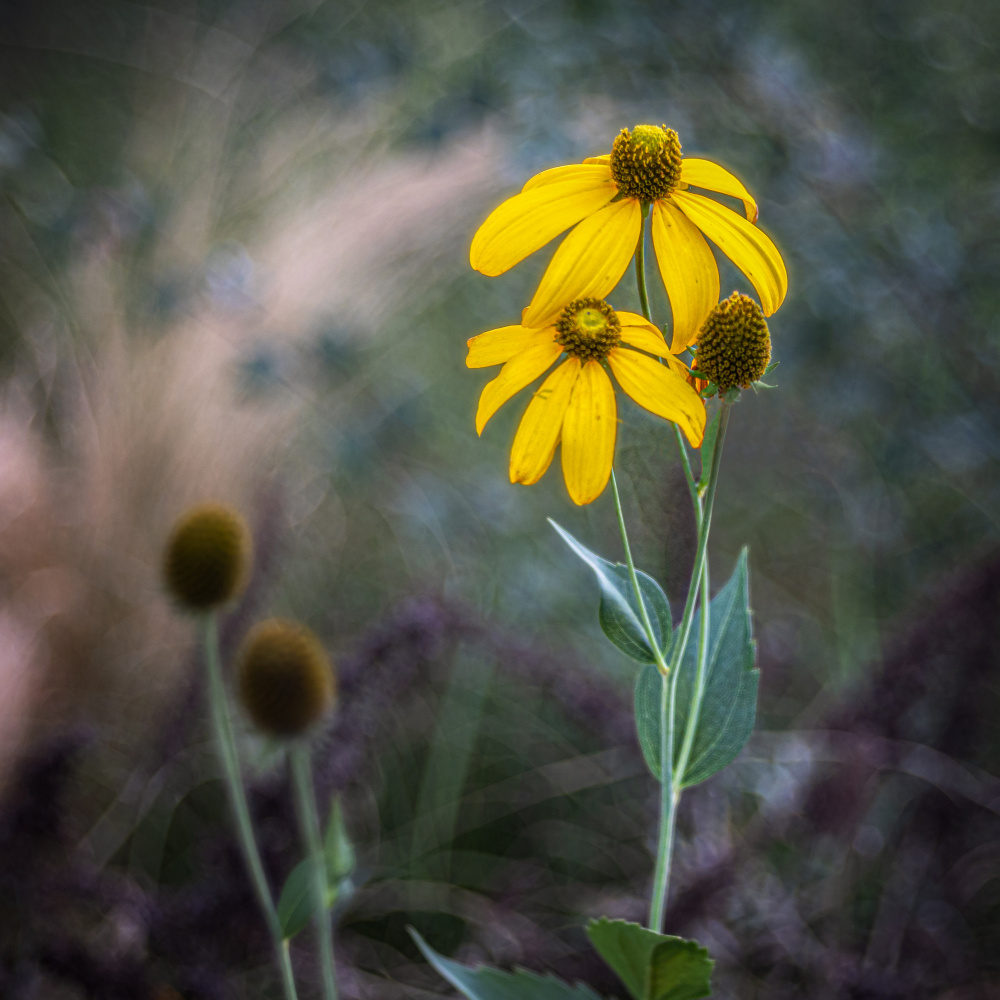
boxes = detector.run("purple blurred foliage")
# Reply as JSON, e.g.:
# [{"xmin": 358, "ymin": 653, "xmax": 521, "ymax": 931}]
[{"xmin": 2, "ymin": 552, "xmax": 999, "ymax": 998}]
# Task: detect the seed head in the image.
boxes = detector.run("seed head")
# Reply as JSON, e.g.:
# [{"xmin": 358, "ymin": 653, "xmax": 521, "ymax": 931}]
[
  {"xmin": 610, "ymin": 124, "xmax": 683, "ymax": 203},
  {"xmin": 694, "ymin": 292, "xmax": 771, "ymax": 393},
  {"xmin": 163, "ymin": 503, "xmax": 250, "ymax": 611},
  {"xmin": 238, "ymin": 619, "xmax": 335, "ymax": 737}
]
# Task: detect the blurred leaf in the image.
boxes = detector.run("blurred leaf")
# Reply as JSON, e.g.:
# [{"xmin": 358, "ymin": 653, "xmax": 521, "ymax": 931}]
[
  {"xmin": 586, "ymin": 918, "xmax": 713, "ymax": 1000},
  {"xmin": 635, "ymin": 550, "xmax": 758, "ymax": 786},
  {"xmin": 279, "ymin": 799, "xmax": 353, "ymax": 940},
  {"xmin": 549, "ymin": 520, "xmax": 671, "ymax": 664},
  {"xmin": 324, "ymin": 796, "xmax": 355, "ymax": 882},
  {"xmin": 409, "ymin": 928, "xmax": 604, "ymax": 1000}
]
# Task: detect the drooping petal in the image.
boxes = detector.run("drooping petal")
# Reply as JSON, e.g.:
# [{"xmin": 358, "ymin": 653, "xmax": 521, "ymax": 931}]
[
  {"xmin": 607, "ymin": 347, "xmax": 706, "ymax": 447},
  {"xmin": 650, "ymin": 200, "xmax": 720, "ymax": 353},
  {"xmin": 522, "ymin": 162, "xmax": 613, "ymax": 192},
  {"xmin": 475, "ymin": 340, "xmax": 562, "ymax": 435},
  {"xmin": 522, "ymin": 198, "xmax": 642, "ymax": 328},
  {"xmin": 617, "ymin": 313, "xmax": 669, "ymax": 355},
  {"xmin": 680, "ymin": 158, "xmax": 758, "ymax": 222},
  {"xmin": 467, "ymin": 325, "xmax": 554, "ymax": 368},
  {"xmin": 470, "ymin": 176, "xmax": 617, "ymax": 277},
  {"xmin": 672, "ymin": 191, "xmax": 788, "ymax": 316},
  {"xmin": 509, "ymin": 358, "xmax": 580, "ymax": 486},
  {"xmin": 561, "ymin": 360, "xmax": 617, "ymax": 505}
]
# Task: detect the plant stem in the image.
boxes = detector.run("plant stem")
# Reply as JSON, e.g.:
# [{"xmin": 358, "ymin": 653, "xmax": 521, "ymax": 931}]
[
  {"xmin": 290, "ymin": 743, "xmax": 339, "ymax": 1000},
  {"xmin": 635, "ymin": 206, "xmax": 652, "ymax": 322},
  {"xmin": 203, "ymin": 616, "xmax": 299, "ymax": 1000},
  {"xmin": 674, "ymin": 425, "xmax": 700, "ymax": 515},
  {"xmin": 646, "ymin": 400, "xmax": 732, "ymax": 930},
  {"xmin": 610, "ymin": 469, "xmax": 669, "ymax": 675}
]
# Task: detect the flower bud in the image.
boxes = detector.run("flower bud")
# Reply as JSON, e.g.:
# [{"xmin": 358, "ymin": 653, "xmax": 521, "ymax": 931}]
[
  {"xmin": 238, "ymin": 619, "xmax": 335, "ymax": 737},
  {"xmin": 695, "ymin": 292, "xmax": 771, "ymax": 393},
  {"xmin": 163, "ymin": 503, "xmax": 250, "ymax": 611}
]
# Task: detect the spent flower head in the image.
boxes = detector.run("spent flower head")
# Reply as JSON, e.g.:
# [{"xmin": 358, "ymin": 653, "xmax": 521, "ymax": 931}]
[
  {"xmin": 694, "ymin": 292, "xmax": 772, "ymax": 394},
  {"xmin": 238, "ymin": 619, "xmax": 335, "ymax": 737},
  {"xmin": 163, "ymin": 503, "xmax": 250, "ymax": 611},
  {"xmin": 471, "ymin": 123, "xmax": 787, "ymax": 352}
]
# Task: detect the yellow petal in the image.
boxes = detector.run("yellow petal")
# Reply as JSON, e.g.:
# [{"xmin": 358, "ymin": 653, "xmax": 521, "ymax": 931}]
[
  {"xmin": 680, "ymin": 158, "xmax": 758, "ymax": 222},
  {"xmin": 583, "ymin": 154, "xmax": 611, "ymax": 166},
  {"xmin": 607, "ymin": 347, "xmax": 706, "ymax": 447},
  {"xmin": 561, "ymin": 360, "xmax": 617, "ymax": 505},
  {"xmin": 672, "ymin": 191, "xmax": 788, "ymax": 316},
  {"xmin": 475, "ymin": 340, "xmax": 562, "ymax": 435},
  {"xmin": 522, "ymin": 162, "xmax": 613, "ymax": 192},
  {"xmin": 650, "ymin": 200, "xmax": 720, "ymax": 353},
  {"xmin": 522, "ymin": 198, "xmax": 642, "ymax": 328},
  {"xmin": 510, "ymin": 358, "xmax": 580, "ymax": 486},
  {"xmin": 467, "ymin": 325, "xmax": 553, "ymax": 369},
  {"xmin": 618, "ymin": 314, "xmax": 670, "ymax": 356},
  {"xmin": 470, "ymin": 176, "xmax": 617, "ymax": 277}
]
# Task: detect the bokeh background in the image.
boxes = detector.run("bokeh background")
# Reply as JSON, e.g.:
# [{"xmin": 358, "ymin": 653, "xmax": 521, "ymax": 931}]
[{"xmin": 1, "ymin": 0, "xmax": 999, "ymax": 997}]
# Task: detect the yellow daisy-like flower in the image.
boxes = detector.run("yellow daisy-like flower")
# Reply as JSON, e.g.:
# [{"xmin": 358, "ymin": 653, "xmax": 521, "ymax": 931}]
[
  {"xmin": 470, "ymin": 297, "xmax": 705, "ymax": 506},
  {"xmin": 470, "ymin": 124, "xmax": 788, "ymax": 353}
]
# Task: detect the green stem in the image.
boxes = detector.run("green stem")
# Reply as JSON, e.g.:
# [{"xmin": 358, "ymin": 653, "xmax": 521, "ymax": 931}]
[
  {"xmin": 610, "ymin": 469, "xmax": 668, "ymax": 675},
  {"xmin": 673, "ymin": 555, "xmax": 711, "ymax": 787},
  {"xmin": 290, "ymin": 744, "xmax": 339, "ymax": 1000},
  {"xmin": 203, "ymin": 617, "xmax": 299, "ymax": 1000},
  {"xmin": 674, "ymin": 425, "xmax": 700, "ymax": 515},
  {"xmin": 646, "ymin": 400, "xmax": 732, "ymax": 930},
  {"xmin": 635, "ymin": 206, "xmax": 652, "ymax": 322}
]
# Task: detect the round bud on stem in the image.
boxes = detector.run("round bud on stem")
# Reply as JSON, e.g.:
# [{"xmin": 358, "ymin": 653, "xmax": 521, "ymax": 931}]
[
  {"xmin": 163, "ymin": 503, "xmax": 251, "ymax": 611},
  {"xmin": 694, "ymin": 292, "xmax": 772, "ymax": 393},
  {"xmin": 238, "ymin": 619, "xmax": 335, "ymax": 738}
]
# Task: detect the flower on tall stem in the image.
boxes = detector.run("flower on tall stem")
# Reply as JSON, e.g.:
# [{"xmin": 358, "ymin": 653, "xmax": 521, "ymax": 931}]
[
  {"xmin": 470, "ymin": 125, "xmax": 787, "ymax": 352},
  {"xmin": 469, "ymin": 297, "xmax": 705, "ymax": 506}
]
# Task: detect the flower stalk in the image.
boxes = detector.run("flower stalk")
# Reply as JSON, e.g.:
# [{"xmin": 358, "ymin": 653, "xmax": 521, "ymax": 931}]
[{"xmin": 203, "ymin": 616, "xmax": 299, "ymax": 1000}]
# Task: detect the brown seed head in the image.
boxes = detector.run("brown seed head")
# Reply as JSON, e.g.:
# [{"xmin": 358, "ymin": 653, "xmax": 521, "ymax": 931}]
[
  {"xmin": 238, "ymin": 619, "xmax": 334, "ymax": 737},
  {"xmin": 555, "ymin": 298, "xmax": 622, "ymax": 362},
  {"xmin": 163, "ymin": 503, "xmax": 250, "ymax": 611},
  {"xmin": 695, "ymin": 292, "xmax": 772, "ymax": 393}
]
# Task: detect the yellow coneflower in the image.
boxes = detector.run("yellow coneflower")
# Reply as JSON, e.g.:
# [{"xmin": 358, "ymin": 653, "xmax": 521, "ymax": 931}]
[
  {"xmin": 471, "ymin": 124, "xmax": 787, "ymax": 352},
  {"xmin": 693, "ymin": 292, "xmax": 772, "ymax": 393},
  {"xmin": 469, "ymin": 297, "xmax": 705, "ymax": 505}
]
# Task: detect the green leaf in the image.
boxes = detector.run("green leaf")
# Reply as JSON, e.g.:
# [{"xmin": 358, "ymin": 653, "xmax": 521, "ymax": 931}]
[
  {"xmin": 279, "ymin": 796, "xmax": 354, "ymax": 940},
  {"xmin": 549, "ymin": 520, "xmax": 671, "ymax": 664},
  {"xmin": 586, "ymin": 918, "xmax": 713, "ymax": 1000},
  {"xmin": 635, "ymin": 549, "xmax": 758, "ymax": 787},
  {"xmin": 409, "ymin": 928, "xmax": 604, "ymax": 1000},
  {"xmin": 324, "ymin": 796, "xmax": 355, "ymax": 882},
  {"xmin": 697, "ymin": 409, "xmax": 722, "ymax": 490}
]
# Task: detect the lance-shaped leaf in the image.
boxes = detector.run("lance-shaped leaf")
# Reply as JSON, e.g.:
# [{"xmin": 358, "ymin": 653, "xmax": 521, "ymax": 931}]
[
  {"xmin": 586, "ymin": 918, "xmax": 713, "ymax": 1000},
  {"xmin": 635, "ymin": 549, "xmax": 757, "ymax": 787},
  {"xmin": 409, "ymin": 928, "xmax": 604, "ymax": 1000},
  {"xmin": 549, "ymin": 520, "xmax": 671, "ymax": 664}
]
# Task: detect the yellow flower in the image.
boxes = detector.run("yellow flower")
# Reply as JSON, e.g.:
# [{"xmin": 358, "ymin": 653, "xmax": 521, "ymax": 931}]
[
  {"xmin": 470, "ymin": 124, "xmax": 788, "ymax": 353},
  {"xmin": 469, "ymin": 297, "xmax": 705, "ymax": 506}
]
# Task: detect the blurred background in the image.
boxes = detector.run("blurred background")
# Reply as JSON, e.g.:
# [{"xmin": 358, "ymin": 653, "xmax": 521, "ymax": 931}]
[{"xmin": 1, "ymin": 0, "xmax": 999, "ymax": 997}]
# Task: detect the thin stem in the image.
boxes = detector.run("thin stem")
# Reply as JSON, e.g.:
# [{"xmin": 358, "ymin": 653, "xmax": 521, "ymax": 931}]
[
  {"xmin": 290, "ymin": 744, "xmax": 339, "ymax": 1000},
  {"xmin": 203, "ymin": 617, "xmax": 299, "ymax": 1000},
  {"xmin": 647, "ymin": 671, "xmax": 677, "ymax": 931},
  {"xmin": 645, "ymin": 400, "xmax": 732, "ymax": 929},
  {"xmin": 673, "ymin": 555, "xmax": 711, "ymax": 787},
  {"xmin": 673, "ymin": 425, "xmax": 700, "ymax": 516},
  {"xmin": 610, "ymin": 469, "xmax": 668, "ymax": 675},
  {"xmin": 635, "ymin": 206, "xmax": 652, "ymax": 322}
]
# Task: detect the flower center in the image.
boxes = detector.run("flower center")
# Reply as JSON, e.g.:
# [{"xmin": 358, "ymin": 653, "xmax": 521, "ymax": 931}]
[
  {"xmin": 555, "ymin": 298, "xmax": 622, "ymax": 362},
  {"xmin": 610, "ymin": 124, "xmax": 683, "ymax": 203},
  {"xmin": 694, "ymin": 292, "xmax": 771, "ymax": 393}
]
